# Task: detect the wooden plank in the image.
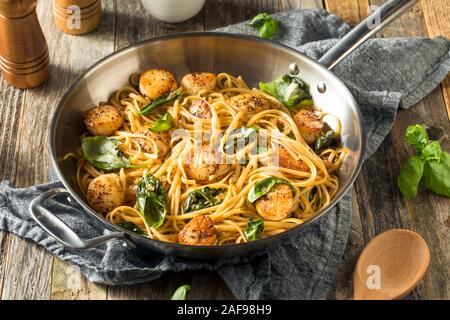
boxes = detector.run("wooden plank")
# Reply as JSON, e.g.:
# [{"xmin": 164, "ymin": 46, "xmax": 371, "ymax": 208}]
[
  {"xmin": 0, "ymin": 0, "xmax": 115, "ymax": 300},
  {"xmin": 325, "ymin": 0, "xmax": 369, "ymax": 26},
  {"xmin": 341, "ymin": 0, "xmax": 449, "ymax": 300},
  {"xmin": 421, "ymin": 0, "xmax": 450, "ymax": 120},
  {"xmin": 51, "ymin": 260, "xmax": 106, "ymax": 300},
  {"xmin": 324, "ymin": 0, "xmax": 450, "ymax": 300}
]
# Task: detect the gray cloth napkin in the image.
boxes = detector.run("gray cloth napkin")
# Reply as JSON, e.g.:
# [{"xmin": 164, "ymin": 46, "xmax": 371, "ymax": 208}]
[{"xmin": 1, "ymin": 9, "xmax": 449, "ymax": 300}]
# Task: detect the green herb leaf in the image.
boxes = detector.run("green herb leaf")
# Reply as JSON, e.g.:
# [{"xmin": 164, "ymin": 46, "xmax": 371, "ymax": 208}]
[
  {"xmin": 259, "ymin": 74, "xmax": 312, "ymax": 108},
  {"xmin": 248, "ymin": 13, "xmax": 279, "ymax": 39},
  {"xmin": 422, "ymin": 151, "xmax": 450, "ymax": 198},
  {"xmin": 136, "ymin": 174, "xmax": 167, "ymax": 228},
  {"xmin": 397, "ymin": 155, "xmax": 424, "ymax": 198},
  {"xmin": 118, "ymin": 221, "xmax": 147, "ymax": 236},
  {"xmin": 184, "ymin": 187, "xmax": 225, "ymax": 213},
  {"xmin": 140, "ymin": 90, "xmax": 180, "ymax": 116},
  {"xmin": 150, "ymin": 112, "xmax": 174, "ymax": 133},
  {"xmin": 170, "ymin": 284, "xmax": 191, "ymax": 300},
  {"xmin": 248, "ymin": 177, "xmax": 292, "ymax": 203},
  {"xmin": 314, "ymin": 130, "xmax": 334, "ymax": 152},
  {"xmin": 244, "ymin": 218, "xmax": 264, "ymax": 241},
  {"xmin": 421, "ymin": 141, "xmax": 442, "ymax": 162},
  {"xmin": 405, "ymin": 124, "xmax": 429, "ymax": 152},
  {"xmin": 81, "ymin": 136, "xmax": 129, "ymax": 171}
]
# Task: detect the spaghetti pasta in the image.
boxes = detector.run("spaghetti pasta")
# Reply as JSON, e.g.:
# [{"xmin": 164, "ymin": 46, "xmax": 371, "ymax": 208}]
[{"xmin": 69, "ymin": 70, "xmax": 348, "ymax": 246}]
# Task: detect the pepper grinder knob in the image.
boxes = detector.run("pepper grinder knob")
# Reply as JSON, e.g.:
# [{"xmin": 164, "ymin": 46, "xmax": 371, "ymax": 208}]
[{"xmin": 0, "ymin": 0, "xmax": 49, "ymax": 89}]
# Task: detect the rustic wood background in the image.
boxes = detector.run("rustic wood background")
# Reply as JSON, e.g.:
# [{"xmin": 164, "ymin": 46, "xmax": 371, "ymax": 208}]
[{"xmin": 0, "ymin": 0, "xmax": 448, "ymax": 300}]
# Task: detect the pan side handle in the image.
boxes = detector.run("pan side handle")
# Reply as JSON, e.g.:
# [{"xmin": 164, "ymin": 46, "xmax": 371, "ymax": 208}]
[
  {"xmin": 319, "ymin": 0, "xmax": 417, "ymax": 70},
  {"xmin": 29, "ymin": 188, "xmax": 127, "ymax": 249}
]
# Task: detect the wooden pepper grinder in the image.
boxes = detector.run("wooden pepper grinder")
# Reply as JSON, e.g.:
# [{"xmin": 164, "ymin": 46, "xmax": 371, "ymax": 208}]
[
  {"xmin": 0, "ymin": 0, "xmax": 49, "ymax": 89},
  {"xmin": 53, "ymin": 0, "xmax": 101, "ymax": 35}
]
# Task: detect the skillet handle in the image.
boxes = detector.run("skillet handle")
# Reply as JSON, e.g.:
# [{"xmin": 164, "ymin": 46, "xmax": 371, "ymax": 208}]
[
  {"xmin": 319, "ymin": 0, "xmax": 417, "ymax": 70},
  {"xmin": 29, "ymin": 188, "xmax": 126, "ymax": 249}
]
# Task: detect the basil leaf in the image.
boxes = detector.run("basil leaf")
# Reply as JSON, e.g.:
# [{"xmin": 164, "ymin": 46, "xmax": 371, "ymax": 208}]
[
  {"xmin": 247, "ymin": 177, "xmax": 292, "ymax": 203},
  {"xmin": 421, "ymin": 141, "xmax": 442, "ymax": 162},
  {"xmin": 184, "ymin": 187, "xmax": 225, "ymax": 213},
  {"xmin": 151, "ymin": 112, "xmax": 174, "ymax": 133},
  {"xmin": 314, "ymin": 130, "xmax": 334, "ymax": 152},
  {"xmin": 244, "ymin": 218, "xmax": 264, "ymax": 241},
  {"xmin": 140, "ymin": 90, "xmax": 180, "ymax": 116},
  {"xmin": 248, "ymin": 13, "xmax": 279, "ymax": 39},
  {"xmin": 118, "ymin": 221, "xmax": 147, "ymax": 236},
  {"xmin": 259, "ymin": 74, "xmax": 312, "ymax": 108},
  {"xmin": 397, "ymin": 156, "xmax": 424, "ymax": 198},
  {"xmin": 422, "ymin": 151, "xmax": 450, "ymax": 198},
  {"xmin": 405, "ymin": 124, "xmax": 428, "ymax": 152},
  {"xmin": 81, "ymin": 136, "xmax": 129, "ymax": 171},
  {"xmin": 171, "ymin": 284, "xmax": 191, "ymax": 300},
  {"xmin": 136, "ymin": 174, "xmax": 167, "ymax": 228}
]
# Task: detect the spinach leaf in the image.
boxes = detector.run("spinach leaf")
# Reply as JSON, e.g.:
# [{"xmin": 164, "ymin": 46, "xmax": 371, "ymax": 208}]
[
  {"xmin": 150, "ymin": 112, "xmax": 174, "ymax": 133},
  {"xmin": 136, "ymin": 174, "xmax": 167, "ymax": 228},
  {"xmin": 184, "ymin": 187, "xmax": 226, "ymax": 213},
  {"xmin": 244, "ymin": 218, "xmax": 264, "ymax": 241},
  {"xmin": 405, "ymin": 124, "xmax": 428, "ymax": 152},
  {"xmin": 224, "ymin": 126, "xmax": 259, "ymax": 154},
  {"xmin": 397, "ymin": 155, "xmax": 424, "ymax": 198},
  {"xmin": 421, "ymin": 141, "xmax": 442, "ymax": 162},
  {"xmin": 422, "ymin": 151, "xmax": 450, "ymax": 198},
  {"xmin": 171, "ymin": 284, "xmax": 191, "ymax": 300},
  {"xmin": 81, "ymin": 136, "xmax": 129, "ymax": 171},
  {"xmin": 118, "ymin": 221, "xmax": 147, "ymax": 236},
  {"xmin": 314, "ymin": 129, "xmax": 334, "ymax": 152},
  {"xmin": 259, "ymin": 74, "xmax": 312, "ymax": 108},
  {"xmin": 248, "ymin": 177, "xmax": 292, "ymax": 203},
  {"xmin": 140, "ymin": 90, "xmax": 180, "ymax": 116},
  {"xmin": 248, "ymin": 13, "xmax": 279, "ymax": 39}
]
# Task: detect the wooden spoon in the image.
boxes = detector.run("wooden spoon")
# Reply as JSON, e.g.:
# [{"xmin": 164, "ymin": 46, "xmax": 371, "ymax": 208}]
[{"xmin": 354, "ymin": 229, "xmax": 430, "ymax": 300}]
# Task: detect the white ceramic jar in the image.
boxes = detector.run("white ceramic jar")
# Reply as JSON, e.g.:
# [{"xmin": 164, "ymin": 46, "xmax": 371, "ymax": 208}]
[{"xmin": 141, "ymin": 0, "xmax": 206, "ymax": 23}]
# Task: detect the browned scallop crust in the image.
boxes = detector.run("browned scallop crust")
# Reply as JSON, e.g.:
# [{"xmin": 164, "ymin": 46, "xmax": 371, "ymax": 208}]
[
  {"xmin": 184, "ymin": 146, "xmax": 228, "ymax": 183},
  {"xmin": 276, "ymin": 147, "xmax": 310, "ymax": 172},
  {"xmin": 189, "ymin": 99, "xmax": 212, "ymax": 119},
  {"xmin": 294, "ymin": 109, "xmax": 324, "ymax": 144},
  {"xmin": 181, "ymin": 72, "xmax": 217, "ymax": 95},
  {"xmin": 229, "ymin": 93, "xmax": 270, "ymax": 116},
  {"xmin": 139, "ymin": 69, "xmax": 177, "ymax": 99},
  {"xmin": 134, "ymin": 130, "xmax": 171, "ymax": 158},
  {"xmin": 84, "ymin": 105, "xmax": 123, "ymax": 136},
  {"xmin": 255, "ymin": 184, "xmax": 294, "ymax": 221},
  {"xmin": 178, "ymin": 215, "xmax": 217, "ymax": 246},
  {"xmin": 86, "ymin": 174, "xmax": 124, "ymax": 214}
]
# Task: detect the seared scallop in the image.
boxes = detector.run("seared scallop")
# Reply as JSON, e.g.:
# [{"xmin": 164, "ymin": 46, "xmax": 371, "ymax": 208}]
[
  {"xmin": 229, "ymin": 93, "xmax": 270, "ymax": 116},
  {"xmin": 294, "ymin": 110, "xmax": 324, "ymax": 144},
  {"xmin": 274, "ymin": 147, "xmax": 309, "ymax": 172},
  {"xmin": 181, "ymin": 72, "xmax": 217, "ymax": 95},
  {"xmin": 184, "ymin": 145, "xmax": 228, "ymax": 183},
  {"xmin": 255, "ymin": 184, "xmax": 294, "ymax": 221},
  {"xmin": 189, "ymin": 99, "xmax": 212, "ymax": 119},
  {"xmin": 139, "ymin": 69, "xmax": 177, "ymax": 99},
  {"xmin": 84, "ymin": 105, "xmax": 123, "ymax": 136},
  {"xmin": 134, "ymin": 130, "xmax": 171, "ymax": 158},
  {"xmin": 178, "ymin": 215, "xmax": 217, "ymax": 246},
  {"xmin": 86, "ymin": 174, "xmax": 124, "ymax": 214}
]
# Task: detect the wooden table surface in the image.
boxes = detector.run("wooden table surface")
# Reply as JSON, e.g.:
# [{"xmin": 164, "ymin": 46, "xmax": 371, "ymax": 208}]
[{"xmin": 0, "ymin": 0, "xmax": 449, "ymax": 300}]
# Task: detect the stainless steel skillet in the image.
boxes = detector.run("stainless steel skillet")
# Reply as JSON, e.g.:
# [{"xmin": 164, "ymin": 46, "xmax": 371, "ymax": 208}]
[{"xmin": 30, "ymin": 0, "xmax": 416, "ymax": 259}]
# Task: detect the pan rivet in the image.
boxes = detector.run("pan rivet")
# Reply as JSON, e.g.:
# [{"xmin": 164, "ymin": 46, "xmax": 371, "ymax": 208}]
[
  {"xmin": 317, "ymin": 82, "xmax": 327, "ymax": 93},
  {"xmin": 289, "ymin": 63, "xmax": 300, "ymax": 75}
]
